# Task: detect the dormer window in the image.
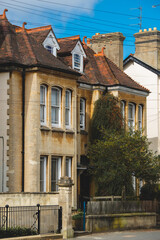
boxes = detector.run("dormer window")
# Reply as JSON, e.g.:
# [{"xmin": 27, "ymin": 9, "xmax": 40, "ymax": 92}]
[
  {"xmin": 74, "ymin": 54, "xmax": 81, "ymax": 71},
  {"xmin": 71, "ymin": 40, "xmax": 86, "ymax": 73},
  {"xmin": 43, "ymin": 30, "xmax": 60, "ymax": 57}
]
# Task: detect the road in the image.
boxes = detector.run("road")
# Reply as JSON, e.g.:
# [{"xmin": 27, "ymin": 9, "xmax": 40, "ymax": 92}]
[{"xmin": 71, "ymin": 229, "xmax": 160, "ymax": 240}]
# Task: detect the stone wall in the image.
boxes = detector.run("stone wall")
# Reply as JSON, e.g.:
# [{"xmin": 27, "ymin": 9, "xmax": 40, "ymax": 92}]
[
  {"xmin": 0, "ymin": 192, "xmax": 59, "ymax": 206},
  {"xmin": 86, "ymin": 213, "xmax": 157, "ymax": 232}
]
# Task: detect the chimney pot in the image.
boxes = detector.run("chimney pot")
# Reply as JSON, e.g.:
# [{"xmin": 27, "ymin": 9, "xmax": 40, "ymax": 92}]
[
  {"xmin": 139, "ymin": 29, "xmax": 142, "ymax": 33},
  {"xmin": 144, "ymin": 29, "xmax": 147, "ymax": 32},
  {"xmin": 95, "ymin": 33, "xmax": 100, "ymax": 36},
  {"xmin": 149, "ymin": 28, "xmax": 152, "ymax": 31},
  {"xmin": 153, "ymin": 27, "xmax": 157, "ymax": 31}
]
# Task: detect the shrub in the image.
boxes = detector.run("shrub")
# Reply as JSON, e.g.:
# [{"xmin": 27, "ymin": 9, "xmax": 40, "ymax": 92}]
[
  {"xmin": 0, "ymin": 227, "xmax": 37, "ymax": 238},
  {"xmin": 72, "ymin": 209, "xmax": 83, "ymax": 220},
  {"xmin": 140, "ymin": 183, "xmax": 160, "ymax": 201}
]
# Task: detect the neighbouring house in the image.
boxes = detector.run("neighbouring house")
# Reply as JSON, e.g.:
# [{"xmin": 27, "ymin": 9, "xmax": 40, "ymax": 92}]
[
  {"xmin": 57, "ymin": 35, "xmax": 149, "ymax": 198},
  {"xmin": 124, "ymin": 28, "xmax": 160, "ymax": 154},
  {"xmin": 0, "ymin": 9, "xmax": 149, "ymax": 208}
]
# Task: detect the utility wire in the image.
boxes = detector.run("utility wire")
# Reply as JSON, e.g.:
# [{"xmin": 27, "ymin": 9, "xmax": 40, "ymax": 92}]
[
  {"xmin": 3, "ymin": 0, "xmax": 138, "ymax": 31},
  {"xmin": 0, "ymin": 1, "xmax": 138, "ymax": 32},
  {"xmin": 35, "ymin": 0, "xmax": 160, "ymax": 21}
]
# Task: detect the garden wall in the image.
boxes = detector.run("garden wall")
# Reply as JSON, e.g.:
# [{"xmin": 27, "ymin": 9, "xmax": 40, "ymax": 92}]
[
  {"xmin": 0, "ymin": 192, "xmax": 59, "ymax": 206},
  {"xmin": 86, "ymin": 200, "xmax": 158, "ymax": 232}
]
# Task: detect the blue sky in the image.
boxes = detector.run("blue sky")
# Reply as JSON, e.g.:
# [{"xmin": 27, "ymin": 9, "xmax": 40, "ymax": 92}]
[{"xmin": 1, "ymin": 0, "xmax": 160, "ymax": 58}]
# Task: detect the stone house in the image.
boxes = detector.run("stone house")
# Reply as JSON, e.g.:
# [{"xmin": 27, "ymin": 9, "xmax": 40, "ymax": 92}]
[
  {"xmin": 57, "ymin": 35, "xmax": 149, "ymax": 198},
  {"xmin": 124, "ymin": 28, "xmax": 160, "ymax": 154},
  {"xmin": 0, "ymin": 9, "xmax": 149, "ymax": 208}
]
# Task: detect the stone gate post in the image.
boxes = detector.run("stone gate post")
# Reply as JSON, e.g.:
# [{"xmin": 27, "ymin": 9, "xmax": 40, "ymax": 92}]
[{"xmin": 58, "ymin": 176, "xmax": 74, "ymax": 239}]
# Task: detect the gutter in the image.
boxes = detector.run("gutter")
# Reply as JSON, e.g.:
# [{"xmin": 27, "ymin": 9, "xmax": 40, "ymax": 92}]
[{"xmin": 22, "ymin": 68, "xmax": 25, "ymax": 192}]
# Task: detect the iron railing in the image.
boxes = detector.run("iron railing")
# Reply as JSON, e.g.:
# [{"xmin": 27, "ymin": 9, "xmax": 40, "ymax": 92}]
[{"xmin": 0, "ymin": 204, "xmax": 62, "ymax": 234}]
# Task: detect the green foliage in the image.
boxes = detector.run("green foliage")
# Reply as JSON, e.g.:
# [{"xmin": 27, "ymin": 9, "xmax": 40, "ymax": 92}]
[
  {"xmin": 72, "ymin": 209, "xmax": 83, "ymax": 220},
  {"xmin": 88, "ymin": 93, "xmax": 160, "ymax": 196},
  {"xmin": 91, "ymin": 93, "xmax": 122, "ymax": 141},
  {"xmin": 140, "ymin": 183, "xmax": 160, "ymax": 201},
  {"xmin": 0, "ymin": 227, "xmax": 37, "ymax": 238}
]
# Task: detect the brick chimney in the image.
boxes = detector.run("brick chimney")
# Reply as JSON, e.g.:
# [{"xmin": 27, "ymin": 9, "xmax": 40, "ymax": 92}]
[
  {"xmin": 87, "ymin": 32, "xmax": 125, "ymax": 70},
  {"xmin": 134, "ymin": 28, "xmax": 160, "ymax": 70}
]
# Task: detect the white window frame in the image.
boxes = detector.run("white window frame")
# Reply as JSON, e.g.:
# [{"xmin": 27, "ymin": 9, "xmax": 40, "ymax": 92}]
[
  {"xmin": 51, "ymin": 87, "xmax": 61, "ymax": 128},
  {"xmin": 51, "ymin": 157, "xmax": 61, "ymax": 192},
  {"xmin": 80, "ymin": 98, "xmax": 86, "ymax": 130},
  {"xmin": 40, "ymin": 85, "xmax": 47, "ymax": 126},
  {"xmin": 138, "ymin": 105, "xmax": 143, "ymax": 131},
  {"xmin": 73, "ymin": 53, "xmax": 81, "ymax": 71},
  {"xmin": 128, "ymin": 103, "xmax": 135, "ymax": 129},
  {"xmin": 65, "ymin": 90, "xmax": 71, "ymax": 128},
  {"xmin": 40, "ymin": 156, "xmax": 47, "ymax": 192},
  {"xmin": 66, "ymin": 157, "xmax": 72, "ymax": 178}
]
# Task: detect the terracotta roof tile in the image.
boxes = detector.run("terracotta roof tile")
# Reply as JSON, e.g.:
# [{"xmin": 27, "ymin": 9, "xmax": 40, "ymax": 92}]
[
  {"xmin": 58, "ymin": 36, "xmax": 80, "ymax": 54},
  {"xmin": 0, "ymin": 14, "xmax": 79, "ymax": 75},
  {"xmin": 57, "ymin": 36, "xmax": 149, "ymax": 93}
]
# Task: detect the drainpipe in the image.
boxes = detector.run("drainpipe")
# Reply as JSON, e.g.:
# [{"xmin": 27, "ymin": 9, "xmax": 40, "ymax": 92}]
[
  {"xmin": 0, "ymin": 136, "xmax": 4, "ymax": 192},
  {"xmin": 22, "ymin": 68, "xmax": 25, "ymax": 192}
]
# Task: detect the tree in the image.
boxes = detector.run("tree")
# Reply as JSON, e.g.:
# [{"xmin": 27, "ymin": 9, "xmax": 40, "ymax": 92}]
[
  {"xmin": 88, "ymin": 93, "xmax": 160, "ymax": 196},
  {"xmin": 90, "ymin": 93, "xmax": 122, "ymax": 141}
]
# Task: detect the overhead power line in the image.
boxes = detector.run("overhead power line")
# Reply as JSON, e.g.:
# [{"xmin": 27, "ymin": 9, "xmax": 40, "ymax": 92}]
[
  {"xmin": 1, "ymin": 1, "xmax": 138, "ymax": 32},
  {"xmin": 3, "ymin": 0, "xmax": 138, "ymax": 31}
]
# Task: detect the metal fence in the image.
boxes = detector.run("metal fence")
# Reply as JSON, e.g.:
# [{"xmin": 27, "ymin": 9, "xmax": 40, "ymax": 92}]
[
  {"xmin": 87, "ymin": 200, "xmax": 159, "ymax": 215},
  {"xmin": 0, "ymin": 204, "xmax": 62, "ymax": 234}
]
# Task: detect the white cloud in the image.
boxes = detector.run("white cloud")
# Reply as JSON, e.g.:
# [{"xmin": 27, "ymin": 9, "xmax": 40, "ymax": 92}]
[{"xmin": 0, "ymin": 0, "xmax": 100, "ymax": 23}]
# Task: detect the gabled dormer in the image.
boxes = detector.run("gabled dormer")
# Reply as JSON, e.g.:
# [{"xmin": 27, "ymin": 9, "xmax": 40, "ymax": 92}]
[
  {"xmin": 71, "ymin": 41, "xmax": 86, "ymax": 72},
  {"xmin": 43, "ymin": 30, "xmax": 60, "ymax": 57}
]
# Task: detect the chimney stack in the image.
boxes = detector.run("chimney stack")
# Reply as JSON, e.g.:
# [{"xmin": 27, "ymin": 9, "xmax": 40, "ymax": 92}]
[
  {"xmin": 87, "ymin": 32, "xmax": 125, "ymax": 70},
  {"xmin": 134, "ymin": 28, "xmax": 160, "ymax": 70}
]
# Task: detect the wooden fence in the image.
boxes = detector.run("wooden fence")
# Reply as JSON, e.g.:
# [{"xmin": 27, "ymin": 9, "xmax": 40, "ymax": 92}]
[{"xmin": 87, "ymin": 200, "xmax": 159, "ymax": 215}]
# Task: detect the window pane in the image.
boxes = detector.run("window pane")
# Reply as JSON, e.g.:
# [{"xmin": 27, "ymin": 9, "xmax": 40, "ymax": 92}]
[
  {"xmin": 65, "ymin": 90, "xmax": 71, "ymax": 126},
  {"xmin": 51, "ymin": 88, "xmax": 61, "ymax": 126},
  {"xmin": 40, "ymin": 156, "xmax": 46, "ymax": 192},
  {"xmin": 74, "ymin": 54, "xmax": 80, "ymax": 70},
  {"xmin": 40, "ymin": 85, "xmax": 46, "ymax": 124},
  {"xmin": 65, "ymin": 109, "xmax": 69, "ymax": 126},
  {"xmin": 66, "ymin": 158, "xmax": 71, "ymax": 177},
  {"xmin": 46, "ymin": 45, "xmax": 52, "ymax": 53},
  {"xmin": 80, "ymin": 99, "xmax": 85, "ymax": 129},
  {"xmin": 51, "ymin": 157, "xmax": 61, "ymax": 191}
]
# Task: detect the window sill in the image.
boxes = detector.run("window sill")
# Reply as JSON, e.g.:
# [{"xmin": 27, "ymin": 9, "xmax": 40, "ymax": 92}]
[
  {"xmin": 52, "ymin": 127, "xmax": 65, "ymax": 133},
  {"xmin": 40, "ymin": 126, "xmax": 50, "ymax": 131},
  {"xmin": 66, "ymin": 129, "xmax": 75, "ymax": 134},
  {"xmin": 80, "ymin": 130, "xmax": 88, "ymax": 135}
]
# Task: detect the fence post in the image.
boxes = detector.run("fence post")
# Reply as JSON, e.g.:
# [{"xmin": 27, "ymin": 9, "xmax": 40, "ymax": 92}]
[
  {"xmin": 83, "ymin": 201, "xmax": 86, "ymax": 231},
  {"xmin": 5, "ymin": 205, "xmax": 9, "ymax": 230},
  {"xmin": 58, "ymin": 176, "xmax": 74, "ymax": 239},
  {"xmin": 37, "ymin": 204, "xmax": 40, "ymax": 234},
  {"xmin": 58, "ymin": 206, "xmax": 62, "ymax": 233}
]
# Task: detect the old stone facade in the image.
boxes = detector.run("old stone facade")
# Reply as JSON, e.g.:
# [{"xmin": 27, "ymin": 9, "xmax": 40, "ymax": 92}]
[{"xmin": 0, "ymin": 10, "xmax": 149, "ymax": 208}]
